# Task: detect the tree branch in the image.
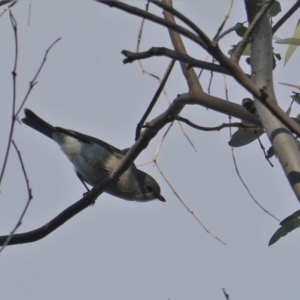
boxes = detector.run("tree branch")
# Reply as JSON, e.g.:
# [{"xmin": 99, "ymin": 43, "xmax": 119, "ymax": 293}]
[
  {"xmin": 96, "ymin": 0, "xmax": 205, "ymax": 48},
  {"xmin": 135, "ymin": 59, "xmax": 175, "ymax": 140},
  {"xmin": 0, "ymin": 93, "xmax": 209, "ymax": 245},
  {"xmin": 176, "ymin": 116, "xmax": 258, "ymax": 131},
  {"xmin": 122, "ymin": 48, "xmax": 231, "ymax": 75}
]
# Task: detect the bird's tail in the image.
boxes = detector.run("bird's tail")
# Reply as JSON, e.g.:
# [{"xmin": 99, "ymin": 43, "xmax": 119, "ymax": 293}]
[{"xmin": 22, "ymin": 109, "xmax": 55, "ymax": 139}]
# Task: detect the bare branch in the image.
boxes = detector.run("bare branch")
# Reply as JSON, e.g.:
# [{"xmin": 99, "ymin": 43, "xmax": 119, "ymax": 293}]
[
  {"xmin": 161, "ymin": 0, "xmax": 203, "ymax": 93},
  {"xmin": 97, "ymin": 1, "xmax": 300, "ymax": 138},
  {"xmin": 177, "ymin": 116, "xmax": 258, "ymax": 131},
  {"xmin": 149, "ymin": 0, "xmax": 208, "ymax": 48},
  {"xmin": 15, "ymin": 37, "xmax": 61, "ymax": 116},
  {"xmin": 136, "ymin": 59, "xmax": 175, "ymax": 140},
  {"xmin": 213, "ymin": 0, "xmax": 234, "ymax": 41},
  {"xmin": 156, "ymin": 161, "xmax": 226, "ymax": 245},
  {"xmin": 255, "ymin": 131, "xmax": 274, "ymax": 167},
  {"xmin": 0, "ymin": 0, "xmax": 16, "ymax": 18},
  {"xmin": 0, "ymin": 141, "xmax": 33, "ymax": 253},
  {"xmin": 134, "ymin": 14, "xmax": 197, "ymax": 151},
  {"xmin": 122, "ymin": 48, "xmax": 231, "ymax": 75},
  {"xmin": 96, "ymin": 0, "xmax": 205, "ymax": 48},
  {"xmin": 28, "ymin": 0, "xmax": 33, "ymax": 26},
  {"xmin": 0, "ymin": 94, "xmax": 197, "ymax": 245},
  {"xmin": 214, "ymin": 23, "xmax": 244, "ymax": 42},
  {"xmin": 153, "ymin": 123, "xmax": 226, "ymax": 245},
  {"xmin": 230, "ymin": 141, "xmax": 280, "ymax": 221},
  {"xmin": 222, "ymin": 288, "xmax": 230, "ymax": 300}
]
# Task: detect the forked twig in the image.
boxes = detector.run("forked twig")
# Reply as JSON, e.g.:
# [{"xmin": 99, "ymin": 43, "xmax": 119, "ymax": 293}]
[
  {"xmin": 134, "ymin": 4, "xmax": 197, "ymax": 151},
  {"xmin": 213, "ymin": 0, "xmax": 234, "ymax": 41}
]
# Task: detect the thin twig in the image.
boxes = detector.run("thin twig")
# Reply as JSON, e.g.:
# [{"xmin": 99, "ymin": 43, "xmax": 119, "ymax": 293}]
[
  {"xmin": 255, "ymin": 131, "xmax": 274, "ymax": 167},
  {"xmin": 136, "ymin": 59, "xmax": 175, "ymax": 140},
  {"xmin": 214, "ymin": 23, "xmax": 245, "ymax": 42},
  {"xmin": 16, "ymin": 37, "xmax": 61, "ymax": 116},
  {"xmin": 231, "ymin": 0, "xmax": 275, "ymax": 62},
  {"xmin": 98, "ymin": 1, "xmax": 300, "ymax": 137},
  {"xmin": 136, "ymin": 0, "xmax": 151, "ymax": 75},
  {"xmin": 0, "ymin": 0, "xmax": 15, "ymax": 6},
  {"xmin": 0, "ymin": 94, "xmax": 195, "ymax": 246},
  {"xmin": 230, "ymin": 145, "xmax": 280, "ymax": 221},
  {"xmin": 0, "ymin": 141, "xmax": 33, "ymax": 254},
  {"xmin": 0, "ymin": 11, "xmax": 18, "ymax": 187},
  {"xmin": 28, "ymin": 0, "xmax": 33, "ymax": 26},
  {"xmin": 222, "ymin": 288, "xmax": 230, "ymax": 300},
  {"xmin": 153, "ymin": 124, "xmax": 226, "ymax": 245},
  {"xmin": 207, "ymin": 57, "xmax": 215, "ymax": 94},
  {"xmin": 177, "ymin": 116, "xmax": 258, "ymax": 131},
  {"xmin": 208, "ymin": 0, "xmax": 236, "ymax": 93},
  {"xmin": 224, "ymin": 77, "xmax": 279, "ymax": 221},
  {"xmin": 134, "ymin": 11, "xmax": 197, "ymax": 151},
  {"xmin": 213, "ymin": 0, "xmax": 235, "ymax": 41},
  {"xmin": 0, "ymin": 0, "xmax": 16, "ymax": 18}
]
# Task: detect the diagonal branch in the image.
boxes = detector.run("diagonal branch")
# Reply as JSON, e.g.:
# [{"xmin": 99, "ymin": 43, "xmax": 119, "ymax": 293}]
[
  {"xmin": 122, "ymin": 48, "xmax": 231, "ymax": 75},
  {"xmin": 149, "ymin": 0, "xmax": 209, "ymax": 48},
  {"xmin": 0, "ymin": 93, "xmax": 203, "ymax": 246},
  {"xmin": 96, "ymin": 0, "xmax": 205, "ymax": 48},
  {"xmin": 97, "ymin": 0, "xmax": 300, "ymax": 138}
]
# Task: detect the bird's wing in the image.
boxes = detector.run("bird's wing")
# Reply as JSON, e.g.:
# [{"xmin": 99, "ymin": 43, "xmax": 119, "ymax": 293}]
[{"xmin": 55, "ymin": 127, "xmax": 124, "ymax": 159}]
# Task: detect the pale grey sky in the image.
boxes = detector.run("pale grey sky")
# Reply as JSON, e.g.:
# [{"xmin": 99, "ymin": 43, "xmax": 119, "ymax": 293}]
[{"xmin": 1, "ymin": 1, "xmax": 300, "ymax": 299}]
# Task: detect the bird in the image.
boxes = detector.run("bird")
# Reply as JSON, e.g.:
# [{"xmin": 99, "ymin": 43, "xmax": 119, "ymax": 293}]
[{"xmin": 22, "ymin": 109, "xmax": 165, "ymax": 203}]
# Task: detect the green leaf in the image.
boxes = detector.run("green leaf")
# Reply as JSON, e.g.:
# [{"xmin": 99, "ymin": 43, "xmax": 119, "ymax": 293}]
[
  {"xmin": 275, "ymin": 38, "xmax": 300, "ymax": 45},
  {"xmin": 235, "ymin": 24, "xmax": 248, "ymax": 37},
  {"xmin": 228, "ymin": 43, "xmax": 251, "ymax": 56},
  {"xmin": 283, "ymin": 20, "xmax": 300, "ymax": 65},
  {"xmin": 269, "ymin": 1, "xmax": 281, "ymax": 17},
  {"xmin": 228, "ymin": 127, "xmax": 264, "ymax": 147},
  {"xmin": 269, "ymin": 210, "xmax": 300, "ymax": 246}
]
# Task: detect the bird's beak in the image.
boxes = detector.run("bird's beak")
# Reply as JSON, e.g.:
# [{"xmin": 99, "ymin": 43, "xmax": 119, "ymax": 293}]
[{"xmin": 158, "ymin": 194, "xmax": 166, "ymax": 202}]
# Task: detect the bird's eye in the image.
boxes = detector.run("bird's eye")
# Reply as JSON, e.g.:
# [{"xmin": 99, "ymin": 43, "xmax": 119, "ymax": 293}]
[{"xmin": 146, "ymin": 185, "xmax": 153, "ymax": 193}]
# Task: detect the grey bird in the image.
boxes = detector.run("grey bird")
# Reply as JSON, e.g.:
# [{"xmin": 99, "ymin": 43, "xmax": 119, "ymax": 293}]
[{"xmin": 22, "ymin": 109, "xmax": 165, "ymax": 202}]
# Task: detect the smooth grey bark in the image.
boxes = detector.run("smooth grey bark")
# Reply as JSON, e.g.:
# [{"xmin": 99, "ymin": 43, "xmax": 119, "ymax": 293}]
[{"xmin": 245, "ymin": 0, "xmax": 300, "ymax": 202}]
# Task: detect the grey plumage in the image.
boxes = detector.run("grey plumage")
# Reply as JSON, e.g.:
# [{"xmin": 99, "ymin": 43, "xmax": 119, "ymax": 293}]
[{"xmin": 22, "ymin": 109, "xmax": 165, "ymax": 202}]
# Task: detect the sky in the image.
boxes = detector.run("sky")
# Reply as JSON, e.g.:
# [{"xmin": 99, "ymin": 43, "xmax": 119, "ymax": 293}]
[{"xmin": 1, "ymin": 1, "xmax": 300, "ymax": 299}]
